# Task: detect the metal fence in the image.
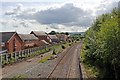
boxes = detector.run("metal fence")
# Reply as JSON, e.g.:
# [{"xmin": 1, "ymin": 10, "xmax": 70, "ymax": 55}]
[{"xmin": 0, "ymin": 44, "xmax": 57, "ymax": 66}]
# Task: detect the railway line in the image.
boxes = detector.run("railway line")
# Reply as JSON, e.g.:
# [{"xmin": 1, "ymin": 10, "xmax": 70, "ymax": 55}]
[{"xmin": 47, "ymin": 42, "xmax": 83, "ymax": 79}]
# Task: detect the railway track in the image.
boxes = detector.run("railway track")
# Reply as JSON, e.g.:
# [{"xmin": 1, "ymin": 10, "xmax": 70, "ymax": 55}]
[{"xmin": 47, "ymin": 42, "xmax": 83, "ymax": 79}]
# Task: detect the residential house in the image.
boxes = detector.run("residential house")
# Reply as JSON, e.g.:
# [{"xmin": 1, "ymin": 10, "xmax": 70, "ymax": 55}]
[
  {"xmin": 48, "ymin": 35, "xmax": 59, "ymax": 43},
  {"xmin": 56, "ymin": 34, "xmax": 68, "ymax": 42},
  {"xmin": 18, "ymin": 34, "xmax": 39, "ymax": 49},
  {"xmin": 30, "ymin": 31, "xmax": 50, "ymax": 43},
  {"xmin": 37, "ymin": 40, "xmax": 49, "ymax": 46}
]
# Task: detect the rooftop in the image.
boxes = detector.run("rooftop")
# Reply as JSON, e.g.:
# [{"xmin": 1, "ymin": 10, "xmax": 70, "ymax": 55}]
[
  {"xmin": 48, "ymin": 35, "xmax": 58, "ymax": 39},
  {"xmin": 31, "ymin": 31, "xmax": 47, "ymax": 36},
  {"xmin": 18, "ymin": 34, "xmax": 38, "ymax": 41},
  {"xmin": 0, "ymin": 32, "xmax": 16, "ymax": 43}
]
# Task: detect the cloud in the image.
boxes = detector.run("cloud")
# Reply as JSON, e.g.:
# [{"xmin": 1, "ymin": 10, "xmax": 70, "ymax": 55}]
[
  {"xmin": 4, "ymin": 3, "xmax": 23, "ymax": 16},
  {"xmin": 0, "ymin": 18, "xmax": 50, "ymax": 33},
  {"xmin": 16, "ymin": 3, "xmax": 94, "ymax": 27},
  {"xmin": 95, "ymin": 1, "xmax": 118, "ymax": 15},
  {"xmin": 5, "ymin": 2, "xmax": 118, "ymax": 28},
  {"xmin": 2, "ymin": 1, "xmax": 119, "ymax": 33}
]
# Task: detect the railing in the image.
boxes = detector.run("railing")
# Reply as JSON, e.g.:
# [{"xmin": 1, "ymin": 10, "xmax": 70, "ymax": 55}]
[{"xmin": 0, "ymin": 44, "xmax": 59, "ymax": 67}]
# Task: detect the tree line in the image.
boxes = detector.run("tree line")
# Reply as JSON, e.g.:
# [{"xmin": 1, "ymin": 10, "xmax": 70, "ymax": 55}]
[{"xmin": 83, "ymin": 8, "xmax": 120, "ymax": 79}]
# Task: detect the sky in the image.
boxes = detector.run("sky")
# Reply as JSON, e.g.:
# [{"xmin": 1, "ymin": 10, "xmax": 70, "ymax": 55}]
[{"xmin": 0, "ymin": 0, "xmax": 119, "ymax": 33}]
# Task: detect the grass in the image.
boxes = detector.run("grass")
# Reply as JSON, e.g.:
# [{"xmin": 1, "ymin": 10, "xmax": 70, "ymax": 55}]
[
  {"xmin": 80, "ymin": 44, "xmax": 98, "ymax": 78},
  {"xmin": 39, "ymin": 54, "xmax": 53, "ymax": 63},
  {"xmin": 39, "ymin": 42, "xmax": 72, "ymax": 63},
  {"xmin": 12, "ymin": 74, "xmax": 27, "ymax": 79}
]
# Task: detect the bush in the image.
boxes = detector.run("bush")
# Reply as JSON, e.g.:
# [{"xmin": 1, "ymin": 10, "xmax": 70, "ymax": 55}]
[
  {"xmin": 52, "ymin": 49, "xmax": 56, "ymax": 55},
  {"xmin": 69, "ymin": 44, "xmax": 71, "ymax": 46},
  {"xmin": 61, "ymin": 45, "xmax": 65, "ymax": 49}
]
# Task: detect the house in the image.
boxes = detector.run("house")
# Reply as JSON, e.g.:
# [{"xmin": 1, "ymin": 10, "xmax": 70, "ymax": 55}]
[
  {"xmin": 56, "ymin": 34, "xmax": 68, "ymax": 42},
  {"xmin": 30, "ymin": 31, "xmax": 50, "ymax": 43},
  {"xmin": 0, "ymin": 32, "xmax": 22, "ymax": 53},
  {"xmin": 37, "ymin": 40, "xmax": 49, "ymax": 46},
  {"xmin": 0, "ymin": 32, "xmax": 39, "ymax": 53},
  {"xmin": 48, "ymin": 35, "xmax": 59, "ymax": 43},
  {"xmin": 18, "ymin": 34, "xmax": 39, "ymax": 49}
]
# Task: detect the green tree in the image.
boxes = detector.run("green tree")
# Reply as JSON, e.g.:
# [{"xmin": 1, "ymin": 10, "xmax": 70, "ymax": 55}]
[
  {"xmin": 49, "ymin": 31, "xmax": 57, "ymax": 35},
  {"xmin": 83, "ymin": 8, "xmax": 120, "ymax": 79}
]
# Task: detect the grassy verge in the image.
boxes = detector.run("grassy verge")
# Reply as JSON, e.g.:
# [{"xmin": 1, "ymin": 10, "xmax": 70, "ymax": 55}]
[
  {"xmin": 80, "ymin": 44, "xmax": 98, "ymax": 78},
  {"xmin": 2, "ymin": 48, "xmax": 50, "ymax": 67},
  {"xmin": 39, "ymin": 42, "xmax": 73, "ymax": 63},
  {"xmin": 12, "ymin": 74, "xmax": 27, "ymax": 79},
  {"xmin": 39, "ymin": 54, "xmax": 53, "ymax": 63}
]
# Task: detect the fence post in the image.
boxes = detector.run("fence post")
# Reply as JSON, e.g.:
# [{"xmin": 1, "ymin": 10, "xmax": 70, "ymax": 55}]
[
  {"xmin": 15, "ymin": 52, "xmax": 19, "ymax": 60},
  {"xmin": 20, "ymin": 51, "xmax": 23, "ymax": 58},
  {"xmin": 23, "ymin": 50, "xmax": 25, "ymax": 57},
  {"xmin": 23, "ymin": 50, "xmax": 25, "ymax": 56},
  {"xmin": 5, "ymin": 54, "xmax": 8, "ymax": 62},
  {"xmin": 8, "ymin": 53, "xmax": 11, "ymax": 63},
  {"xmin": 0, "ymin": 54, "xmax": 2, "ymax": 64},
  {"xmin": 15, "ymin": 52, "xmax": 16, "ymax": 59},
  {"xmin": 18, "ymin": 51, "xmax": 21, "ymax": 58},
  {"xmin": 13, "ymin": 52, "xmax": 15, "ymax": 59},
  {"xmin": 24, "ymin": 50, "xmax": 26, "ymax": 57},
  {"xmin": 26, "ymin": 49, "xmax": 28, "ymax": 56},
  {"xmin": 32, "ymin": 48, "xmax": 34, "ymax": 53},
  {"xmin": 30, "ymin": 48, "xmax": 32, "ymax": 55},
  {"xmin": 28, "ymin": 49, "xmax": 29, "ymax": 55}
]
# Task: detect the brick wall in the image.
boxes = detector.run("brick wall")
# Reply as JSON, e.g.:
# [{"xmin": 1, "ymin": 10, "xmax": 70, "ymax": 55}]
[{"xmin": 6, "ymin": 34, "xmax": 22, "ymax": 53}]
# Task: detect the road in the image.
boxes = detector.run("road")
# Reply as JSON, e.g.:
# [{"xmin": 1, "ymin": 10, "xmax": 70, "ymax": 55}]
[{"xmin": 2, "ymin": 41, "xmax": 83, "ymax": 79}]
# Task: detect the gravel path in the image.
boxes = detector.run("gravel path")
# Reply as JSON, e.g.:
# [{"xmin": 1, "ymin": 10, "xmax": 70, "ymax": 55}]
[
  {"xmin": 2, "ymin": 42, "xmax": 83, "ymax": 78},
  {"xmin": 2, "ymin": 50, "xmax": 53, "ymax": 78},
  {"xmin": 2, "ymin": 46, "xmax": 70, "ymax": 78}
]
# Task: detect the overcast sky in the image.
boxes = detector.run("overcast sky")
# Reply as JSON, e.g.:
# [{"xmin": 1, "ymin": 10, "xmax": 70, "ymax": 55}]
[{"xmin": 0, "ymin": 0, "xmax": 119, "ymax": 33}]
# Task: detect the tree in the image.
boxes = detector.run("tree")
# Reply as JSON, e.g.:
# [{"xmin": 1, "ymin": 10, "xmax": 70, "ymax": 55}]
[
  {"xmin": 49, "ymin": 31, "xmax": 57, "ymax": 35},
  {"xmin": 65, "ymin": 32, "xmax": 69, "ymax": 35},
  {"xmin": 83, "ymin": 8, "xmax": 120, "ymax": 79}
]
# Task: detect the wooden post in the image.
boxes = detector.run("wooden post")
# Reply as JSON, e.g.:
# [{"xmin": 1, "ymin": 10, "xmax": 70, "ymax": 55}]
[
  {"xmin": 15, "ymin": 52, "xmax": 19, "ymax": 60},
  {"xmin": 26, "ymin": 49, "xmax": 28, "ymax": 56},
  {"xmin": 19, "ymin": 51, "xmax": 21, "ymax": 58},
  {"xmin": 30, "ymin": 49, "xmax": 32, "ymax": 55},
  {"xmin": 5, "ymin": 54, "xmax": 8, "ymax": 63},
  {"xmin": 20, "ymin": 51, "xmax": 22, "ymax": 57},
  {"xmin": 0, "ymin": 54, "xmax": 2, "ymax": 64},
  {"xmin": 23, "ymin": 50, "xmax": 25, "ymax": 56},
  {"xmin": 8, "ymin": 54, "xmax": 11, "ymax": 62},
  {"xmin": 13, "ymin": 52, "xmax": 15, "ymax": 59},
  {"xmin": 15, "ymin": 52, "xmax": 17, "ymax": 59},
  {"xmin": 24, "ymin": 50, "xmax": 26, "ymax": 57},
  {"xmin": 28, "ymin": 49, "xmax": 30, "ymax": 56}
]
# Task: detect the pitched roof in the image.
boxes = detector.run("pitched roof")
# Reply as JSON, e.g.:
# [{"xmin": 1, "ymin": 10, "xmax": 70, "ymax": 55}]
[
  {"xmin": 31, "ymin": 31, "xmax": 47, "ymax": 36},
  {"xmin": 48, "ymin": 35, "xmax": 58, "ymax": 39},
  {"xmin": 0, "ymin": 32, "xmax": 16, "ymax": 43},
  {"xmin": 41, "ymin": 40, "xmax": 49, "ymax": 44},
  {"xmin": 18, "ymin": 34, "xmax": 38, "ymax": 41},
  {"xmin": 56, "ymin": 34, "xmax": 67, "ymax": 38}
]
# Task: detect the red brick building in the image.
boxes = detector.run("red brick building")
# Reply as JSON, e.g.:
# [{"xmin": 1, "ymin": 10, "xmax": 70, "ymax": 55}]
[
  {"xmin": 30, "ymin": 31, "xmax": 50, "ymax": 43},
  {"xmin": 37, "ymin": 40, "xmax": 49, "ymax": 46},
  {"xmin": 56, "ymin": 34, "xmax": 68, "ymax": 42},
  {"xmin": 0, "ymin": 32, "xmax": 22, "ymax": 53},
  {"xmin": 0, "ymin": 32, "xmax": 39, "ymax": 53},
  {"xmin": 18, "ymin": 34, "xmax": 39, "ymax": 49},
  {"xmin": 48, "ymin": 35, "xmax": 59, "ymax": 43}
]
